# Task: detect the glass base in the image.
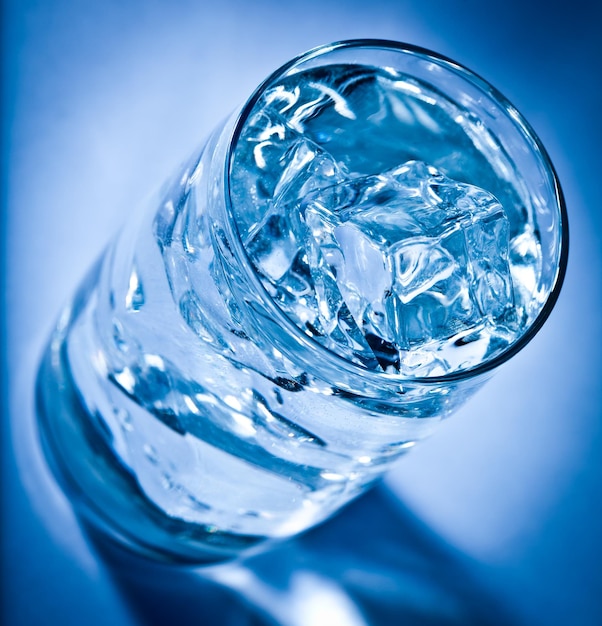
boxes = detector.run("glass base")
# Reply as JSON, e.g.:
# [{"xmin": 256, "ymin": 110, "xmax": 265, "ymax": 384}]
[{"xmin": 35, "ymin": 299, "xmax": 268, "ymax": 565}]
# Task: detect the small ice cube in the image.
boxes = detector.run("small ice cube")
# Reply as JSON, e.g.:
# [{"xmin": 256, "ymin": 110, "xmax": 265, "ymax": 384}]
[
  {"xmin": 240, "ymin": 126, "xmax": 372, "ymax": 364},
  {"xmin": 273, "ymin": 138, "xmax": 346, "ymax": 208},
  {"xmin": 231, "ymin": 104, "xmax": 346, "ymax": 241},
  {"xmin": 243, "ymin": 134, "xmax": 346, "ymax": 284}
]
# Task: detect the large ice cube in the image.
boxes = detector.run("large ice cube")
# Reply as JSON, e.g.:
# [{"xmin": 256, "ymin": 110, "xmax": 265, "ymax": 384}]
[{"xmin": 299, "ymin": 161, "xmax": 517, "ymax": 374}]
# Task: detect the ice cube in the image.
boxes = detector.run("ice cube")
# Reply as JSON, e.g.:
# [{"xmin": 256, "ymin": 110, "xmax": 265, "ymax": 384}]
[
  {"xmin": 230, "ymin": 103, "xmax": 347, "ymax": 241},
  {"xmin": 299, "ymin": 161, "xmax": 517, "ymax": 373},
  {"xmin": 243, "ymin": 133, "xmax": 346, "ymax": 281},
  {"xmin": 238, "ymin": 121, "xmax": 381, "ymax": 363}
]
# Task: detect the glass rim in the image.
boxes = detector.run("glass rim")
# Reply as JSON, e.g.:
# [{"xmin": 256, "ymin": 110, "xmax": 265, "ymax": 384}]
[{"xmin": 224, "ymin": 38, "xmax": 569, "ymax": 388}]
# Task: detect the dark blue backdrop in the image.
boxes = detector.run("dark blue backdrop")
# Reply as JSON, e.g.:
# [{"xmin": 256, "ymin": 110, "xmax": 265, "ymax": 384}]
[{"xmin": 2, "ymin": 1, "xmax": 601, "ymax": 624}]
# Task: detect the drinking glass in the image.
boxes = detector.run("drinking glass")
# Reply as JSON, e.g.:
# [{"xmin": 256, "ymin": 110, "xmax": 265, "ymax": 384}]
[{"xmin": 36, "ymin": 40, "xmax": 568, "ymax": 563}]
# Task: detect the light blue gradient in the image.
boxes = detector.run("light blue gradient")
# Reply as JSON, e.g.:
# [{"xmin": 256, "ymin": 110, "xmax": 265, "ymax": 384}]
[{"xmin": 3, "ymin": 1, "xmax": 601, "ymax": 625}]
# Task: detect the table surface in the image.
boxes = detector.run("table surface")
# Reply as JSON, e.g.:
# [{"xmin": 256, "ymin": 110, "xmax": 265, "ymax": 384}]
[{"xmin": 3, "ymin": 1, "xmax": 602, "ymax": 625}]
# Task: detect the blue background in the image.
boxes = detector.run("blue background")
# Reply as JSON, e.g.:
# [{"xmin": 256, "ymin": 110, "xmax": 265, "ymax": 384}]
[{"xmin": 2, "ymin": 1, "xmax": 601, "ymax": 624}]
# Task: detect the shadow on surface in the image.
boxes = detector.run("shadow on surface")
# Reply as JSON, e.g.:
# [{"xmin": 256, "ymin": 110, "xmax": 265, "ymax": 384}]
[
  {"xmin": 84, "ymin": 521, "xmax": 279, "ymax": 626},
  {"xmin": 86, "ymin": 485, "xmax": 522, "ymax": 626}
]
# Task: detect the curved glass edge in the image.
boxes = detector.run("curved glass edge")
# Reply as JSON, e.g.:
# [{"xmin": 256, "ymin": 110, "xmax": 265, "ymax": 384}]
[
  {"xmin": 35, "ymin": 259, "xmax": 271, "ymax": 565},
  {"xmin": 223, "ymin": 38, "xmax": 569, "ymax": 389}
]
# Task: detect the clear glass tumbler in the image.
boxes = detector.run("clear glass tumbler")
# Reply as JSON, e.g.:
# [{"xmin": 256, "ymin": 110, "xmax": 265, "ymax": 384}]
[{"xmin": 36, "ymin": 40, "xmax": 568, "ymax": 563}]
